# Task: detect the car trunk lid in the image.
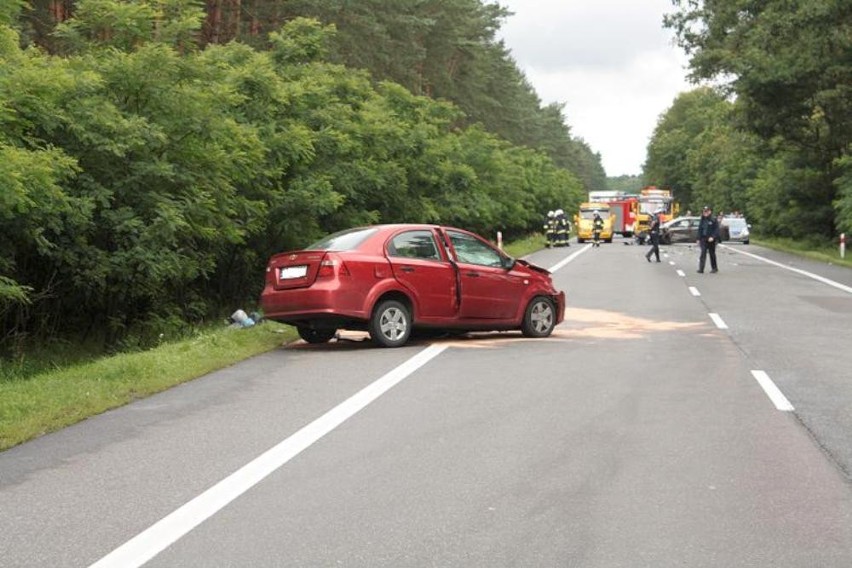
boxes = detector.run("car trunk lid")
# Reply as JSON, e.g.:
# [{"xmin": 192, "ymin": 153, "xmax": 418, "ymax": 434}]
[{"xmin": 266, "ymin": 251, "xmax": 329, "ymax": 290}]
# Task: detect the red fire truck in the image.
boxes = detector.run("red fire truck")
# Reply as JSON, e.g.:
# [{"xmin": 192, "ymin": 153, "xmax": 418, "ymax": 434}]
[{"xmin": 588, "ymin": 191, "xmax": 640, "ymax": 238}]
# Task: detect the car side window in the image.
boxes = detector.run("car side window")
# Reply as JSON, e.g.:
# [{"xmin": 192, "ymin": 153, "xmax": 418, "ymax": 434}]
[
  {"xmin": 388, "ymin": 230, "xmax": 441, "ymax": 261},
  {"xmin": 447, "ymin": 231, "xmax": 503, "ymax": 267}
]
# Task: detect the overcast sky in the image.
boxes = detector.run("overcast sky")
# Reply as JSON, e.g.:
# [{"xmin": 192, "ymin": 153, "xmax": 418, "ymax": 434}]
[{"xmin": 496, "ymin": 0, "xmax": 693, "ymax": 177}]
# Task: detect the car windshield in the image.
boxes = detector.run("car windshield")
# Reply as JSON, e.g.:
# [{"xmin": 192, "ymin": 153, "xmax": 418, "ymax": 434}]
[
  {"xmin": 305, "ymin": 227, "xmax": 378, "ymax": 251},
  {"xmin": 580, "ymin": 209, "xmax": 608, "ymax": 219},
  {"xmin": 725, "ymin": 218, "xmax": 747, "ymax": 229}
]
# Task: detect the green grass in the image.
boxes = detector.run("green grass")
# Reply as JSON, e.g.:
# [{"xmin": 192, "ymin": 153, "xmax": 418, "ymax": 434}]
[
  {"xmin": 504, "ymin": 233, "xmax": 547, "ymax": 258},
  {"xmin": 753, "ymin": 237, "xmax": 852, "ymax": 269},
  {"xmin": 0, "ymin": 323, "xmax": 295, "ymax": 451}
]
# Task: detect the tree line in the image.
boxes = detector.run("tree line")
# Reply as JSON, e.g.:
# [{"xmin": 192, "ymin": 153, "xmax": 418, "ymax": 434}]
[
  {"xmin": 1, "ymin": 1, "xmax": 592, "ymax": 353},
  {"xmin": 644, "ymin": 0, "xmax": 851, "ymax": 241}
]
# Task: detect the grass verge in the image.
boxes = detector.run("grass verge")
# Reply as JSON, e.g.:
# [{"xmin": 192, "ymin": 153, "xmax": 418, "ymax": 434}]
[
  {"xmin": 0, "ymin": 323, "xmax": 295, "ymax": 451},
  {"xmin": 504, "ymin": 233, "xmax": 546, "ymax": 258}
]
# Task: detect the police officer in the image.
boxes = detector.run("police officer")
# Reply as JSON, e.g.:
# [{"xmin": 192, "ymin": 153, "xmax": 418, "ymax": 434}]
[
  {"xmin": 645, "ymin": 209, "xmax": 662, "ymax": 262},
  {"xmin": 544, "ymin": 210, "xmax": 556, "ymax": 247},
  {"xmin": 592, "ymin": 210, "xmax": 604, "ymax": 247},
  {"xmin": 697, "ymin": 205, "xmax": 720, "ymax": 273}
]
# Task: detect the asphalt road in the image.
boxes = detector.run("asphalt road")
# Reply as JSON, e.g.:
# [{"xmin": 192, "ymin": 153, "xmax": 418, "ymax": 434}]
[{"xmin": 2, "ymin": 239, "xmax": 852, "ymax": 567}]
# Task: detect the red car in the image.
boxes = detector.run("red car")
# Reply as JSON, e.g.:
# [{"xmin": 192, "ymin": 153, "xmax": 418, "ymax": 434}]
[{"xmin": 260, "ymin": 224, "xmax": 566, "ymax": 347}]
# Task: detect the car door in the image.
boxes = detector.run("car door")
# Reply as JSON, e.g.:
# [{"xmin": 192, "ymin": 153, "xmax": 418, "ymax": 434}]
[
  {"xmin": 386, "ymin": 229, "xmax": 458, "ymax": 320},
  {"xmin": 688, "ymin": 218, "xmax": 701, "ymax": 240},
  {"xmin": 445, "ymin": 229, "xmax": 526, "ymax": 320}
]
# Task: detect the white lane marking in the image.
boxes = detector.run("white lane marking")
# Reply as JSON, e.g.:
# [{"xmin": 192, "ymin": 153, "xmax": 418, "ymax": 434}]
[
  {"xmin": 751, "ymin": 370, "xmax": 795, "ymax": 411},
  {"xmin": 723, "ymin": 245, "xmax": 852, "ymax": 295},
  {"xmin": 548, "ymin": 244, "xmax": 592, "ymax": 273},
  {"xmin": 669, "ymin": 261, "xmax": 676, "ymax": 266},
  {"xmin": 689, "ymin": 287, "xmax": 701, "ymax": 297},
  {"xmin": 709, "ymin": 313, "xmax": 728, "ymax": 329},
  {"xmin": 89, "ymin": 344, "xmax": 449, "ymax": 568},
  {"xmin": 676, "ymin": 269, "xmax": 685, "ymax": 277}
]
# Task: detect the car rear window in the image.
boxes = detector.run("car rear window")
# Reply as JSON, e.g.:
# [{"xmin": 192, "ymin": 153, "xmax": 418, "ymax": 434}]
[{"xmin": 305, "ymin": 227, "xmax": 378, "ymax": 251}]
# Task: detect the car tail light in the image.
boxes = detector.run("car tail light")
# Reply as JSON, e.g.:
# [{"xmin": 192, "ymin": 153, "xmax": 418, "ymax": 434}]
[{"xmin": 317, "ymin": 254, "xmax": 350, "ymax": 278}]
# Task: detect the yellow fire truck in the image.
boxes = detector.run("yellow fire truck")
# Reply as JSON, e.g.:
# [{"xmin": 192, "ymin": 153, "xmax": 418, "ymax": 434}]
[{"xmin": 635, "ymin": 186, "xmax": 679, "ymax": 243}]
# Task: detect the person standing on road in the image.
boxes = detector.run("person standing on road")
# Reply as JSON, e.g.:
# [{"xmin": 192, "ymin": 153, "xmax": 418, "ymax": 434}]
[
  {"xmin": 645, "ymin": 209, "xmax": 662, "ymax": 263},
  {"xmin": 555, "ymin": 209, "xmax": 571, "ymax": 247},
  {"xmin": 544, "ymin": 210, "xmax": 556, "ymax": 248},
  {"xmin": 697, "ymin": 205, "xmax": 720, "ymax": 273},
  {"xmin": 592, "ymin": 211, "xmax": 604, "ymax": 247}
]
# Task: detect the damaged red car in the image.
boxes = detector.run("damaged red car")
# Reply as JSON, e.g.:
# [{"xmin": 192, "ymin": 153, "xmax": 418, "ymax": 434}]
[{"xmin": 260, "ymin": 224, "xmax": 566, "ymax": 347}]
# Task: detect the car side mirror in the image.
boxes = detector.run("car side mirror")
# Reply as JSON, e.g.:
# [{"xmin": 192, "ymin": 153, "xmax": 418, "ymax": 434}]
[{"xmin": 502, "ymin": 256, "xmax": 516, "ymax": 270}]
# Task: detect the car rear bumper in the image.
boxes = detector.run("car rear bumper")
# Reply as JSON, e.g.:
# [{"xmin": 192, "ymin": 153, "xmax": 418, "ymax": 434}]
[{"xmin": 260, "ymin": 284, "xmax": 368, "ymax": 324}]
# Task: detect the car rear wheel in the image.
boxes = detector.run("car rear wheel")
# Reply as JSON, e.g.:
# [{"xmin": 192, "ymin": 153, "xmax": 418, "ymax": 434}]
[
  {"xmin": 370, "ymin": 300, "xmax": 411, "ymax": 348},
  {"xmin": 522, "ymin": 296, "xmax": 557, "ymax": 338},
  {"xmin": 297, "ymin": 326, "xmax": 337, "ymax": 344}
]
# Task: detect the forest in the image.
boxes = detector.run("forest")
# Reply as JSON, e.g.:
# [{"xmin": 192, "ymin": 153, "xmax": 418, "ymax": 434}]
[
  {"xmin": 645, "ymin": 0, "xmax": 851, "ymax": 242},
  {"xmin": 1, "ymin": 0, "xmax": 604, "ymax": 352}
]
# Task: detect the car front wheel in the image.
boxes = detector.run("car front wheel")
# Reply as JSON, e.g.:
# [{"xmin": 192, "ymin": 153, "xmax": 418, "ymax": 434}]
[
  {"xmin": 297, "ymin": 326, "xmax": 337, "ymax": 344},
  {"xmin": 370, "ymin": 300, "xmax": 411, "ymax": 347},
  {"xmin": 522, "ymin": 296, "xmax": 557, "ymax": 338}
]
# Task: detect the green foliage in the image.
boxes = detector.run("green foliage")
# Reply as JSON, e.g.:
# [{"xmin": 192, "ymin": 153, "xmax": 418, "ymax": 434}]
[
  {"xmin": 607, "ymin": 174, "xmax": 642, "ymax": 194},
  {"xmin": 836, "ymin": 154, "xmax": 852, "ymax": 234},
  {"xmin": 2, "ymin": 8, "xmax": 584, "ymax": 354},
  {"xmin": 665, "ymin": 0, "xmax": 851, "ymax": 238}
]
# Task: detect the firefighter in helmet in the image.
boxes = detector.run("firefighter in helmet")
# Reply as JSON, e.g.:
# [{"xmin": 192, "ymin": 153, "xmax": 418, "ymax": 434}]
[
  {"xmin": 543, "ymin": 210, "xmax": 557, "ymax": 247},
  {"xmin": 555, "ymin": 209, "xmax": 571, "ymax": 247},
  {"xmin": 592, "ymin": 210, "xmax": 604, "ymax": 247}
]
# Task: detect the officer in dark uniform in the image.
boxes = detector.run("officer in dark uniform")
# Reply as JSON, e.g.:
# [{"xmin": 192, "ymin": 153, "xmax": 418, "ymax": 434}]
[
  {"xmin": 697, "ymin": 205, "xmax": 720, "ymax": 273},
  {"xmin": 645, "ymin": 209, "xmax": 662, "ymax": 262}
]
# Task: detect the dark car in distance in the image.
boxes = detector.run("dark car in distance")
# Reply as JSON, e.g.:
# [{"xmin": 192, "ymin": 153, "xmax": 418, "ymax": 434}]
[
  {"xmin": 260, "ymin": 224, "xmax": 566, "ymax": 347},
  {"xmin": 660, "ymin": 216, "xmax": 701, "ymax": 244}
]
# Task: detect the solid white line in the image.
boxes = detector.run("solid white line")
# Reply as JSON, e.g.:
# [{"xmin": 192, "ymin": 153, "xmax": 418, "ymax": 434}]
[
  {"xmin": 89, "ymin": 344, "xmax": 449, "ymax": 568},
  {"xmin": 548, "ymin": 244, "xmax": 593, "ymax": 273},
  {"xmin": 689, "ymin": 287, "xmax": 701, "ymax": 297},
  {"xmin": 751, "ymin": 370, "xmax": 795, "ymax": 411},
  {"xmin": 676, "ymin": 269, "xmax": 685, "ymax": 277},
  {"xmin": 723, "ymin": 245, "xmax": 852, "ymax": 295},
  {"xmin": 709, "ymin": 313, "xmax": 728, "ymax": 329}
]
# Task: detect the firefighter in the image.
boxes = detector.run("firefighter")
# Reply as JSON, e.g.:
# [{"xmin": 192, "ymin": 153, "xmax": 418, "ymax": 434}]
[
  {"xmin": 543, "ymin": 210, "xmax": 556, "ymax": 247},
  {"xmin": 555, "ymin": 209, "xmax": 571, "ymax": 247},
  {"xmin": 592, "ymin": 210, "xmax": 604, "ymax": 247}
]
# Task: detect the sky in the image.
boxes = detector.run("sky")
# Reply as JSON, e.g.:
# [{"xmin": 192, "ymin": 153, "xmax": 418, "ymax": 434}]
[{"xmin": 496, "ymin": 0, "xmax": 693, "ymax": 177}]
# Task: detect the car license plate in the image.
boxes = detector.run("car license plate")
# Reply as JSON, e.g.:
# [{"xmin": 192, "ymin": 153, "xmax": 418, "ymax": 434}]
[{"xmin": 280, "ymin": 265, "xmax": 308, "ymax": 279}]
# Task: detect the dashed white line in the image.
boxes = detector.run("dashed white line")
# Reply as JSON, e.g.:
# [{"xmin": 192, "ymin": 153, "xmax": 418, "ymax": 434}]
[
  {"xmin": 751, "ymin": 370, "xmax": 795, "ymax": 411},
  {"xmin": 89, "ymin": 344, "xmax": 449, "ymax": 568},
  {"xmin": 689, "ymin": 287, "xmax": 701, "ymax": 297},
  {"xmin": 676, "ymin": 269, "xmax": 686, "ymax": 277},
  {"xmin": 708, "ymin": 313, "xmax": 728, "ymax": 329}
]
